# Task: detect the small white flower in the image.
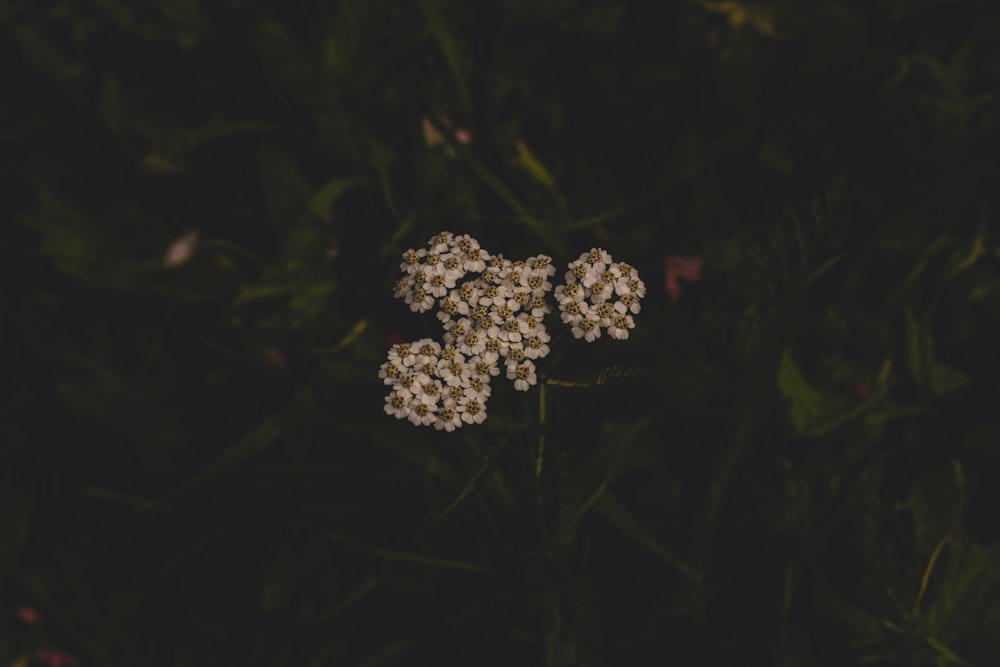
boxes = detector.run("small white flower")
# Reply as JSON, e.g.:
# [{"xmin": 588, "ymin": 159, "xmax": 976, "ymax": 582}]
[
  {"xmin": 462, "ymin": 246, "xmax": 488, "ymax": 273},
  {"xmin": 592, "ymin": 301, "xmax": 617, "ymax": 327},
  {"xmin": 442, "ymin": 254, "xmax": 465, "ymax": 284},
  {"xmin": 408, "ymin": 401, "xmax": 437, "ymax": 426},
  {"xmin": 481, "ymin": 337, "xmax": 503, "ymax": 366},
  {"xmin": 607, "ymin": 314, "xmax": 635, "ymax": 340},
  {"xmin": 614, "ymin": 292, "xmax": 642, "ymax": 315},
  {"xmin": 554, "ymin": 282, "xmax": 582, "ymax": 304},
  {"xmin": 498, "ymin": 317, "xmax": 522, "ymax": 343},
  {"xmin": 507, "ymin": 360, "xmax": 537, "ymax": 392},
  {"xmin": 413, "ymin": 339, "xmax": 442, "ymax": 365},
  {"xmin": 571, "ymin": 317, "xmax": 601, "ymax": 342},
  {"xmin": 427, "ymin": 271, "xmax": 451, "ymax": 297},
  {"xmin": 458, "ymin": 328, "xmax": 486, "ymax": 356},
  {"xmin": 399, "ymin": 248, "xmax": 422, "ymax": 273},
  {"xmin": 523, "ymin": 329, "xmax": 551, "ymax": 359},
  {"xmin": 428, "ymin": 231, "xmax": 454, "ymax": 253},
  {"xmin": 433, "ymin": 404, "xmax": 463, "ymax": 431},
  {"xmin": 527, "ymin": 254, "xmax": 556, "ymax": 278},
  {"xmin": 405, "ymin": 286, "xmax": 435, "ymax": 312},
  {"xmin": 457, "ymin": 394, "xmax": 487, "ymax": 424},
  {"xmin": 443, "ymin": 317, "xmax": 473, "ymax": 345},
  {"xmin": 585, "ymin": 248, "xmax": 612, "ymax": 272},
  {"xmin": 479, "ymin": 283, "xmax": 508, "ymax": 308},
  {"xmin": 384, "ymin": 387, "xmax": 414, "ymax": 418},
  {"xmin": 588, "ymin": 279, "xmax": 611, "ymax": 303},
  {"xmin": 387, "ymin": 342, "xmax": 417, "ymax": 368},
  {"xmin": 378, "ymin": 360, "xmax": 404, "ymax": 385},
  {"xmin": 466, "ymin": 375, "xmax": 492, "ymax": 400},
  {"xmin": 470, "ymin": 355, "xmax": 501, "ymax": 378},
  {"xmin": 438, "ymin": 355, "xmax": 473, "ymax": 387},
  {"xmin": 559, "ymin": 298, "xmax": 586, "ymax": 325},
  {"xmin": 529, "ymin": 294, "xmax": 551, "ymax": 318}
]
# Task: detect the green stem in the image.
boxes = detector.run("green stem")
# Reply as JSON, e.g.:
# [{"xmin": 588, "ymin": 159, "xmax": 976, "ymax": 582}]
[{"xmin": 536, "ymin": 381, "xmax": 546, "ymax": 478}]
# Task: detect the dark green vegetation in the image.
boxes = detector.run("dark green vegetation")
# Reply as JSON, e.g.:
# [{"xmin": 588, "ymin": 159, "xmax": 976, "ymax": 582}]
[{"xmin": 3, "ymin": 1, "xmax": 1000, "ymax": 665}]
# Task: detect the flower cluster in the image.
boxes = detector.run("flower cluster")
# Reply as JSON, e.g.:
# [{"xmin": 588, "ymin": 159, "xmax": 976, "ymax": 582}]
[
  {"xmin": 554, "ymin": 248, "xmax": 646, "ymax": 341},
  {"xmin": 383, "ymin": 234, "xmax": 645, "ymax": 428},
  {"xmin": 380, "ymin": 338, "xmax": 491, "ymax": 431},
  {"xmin": 383, "ymin": 232, "xmax": 559, "ymax": 428}
]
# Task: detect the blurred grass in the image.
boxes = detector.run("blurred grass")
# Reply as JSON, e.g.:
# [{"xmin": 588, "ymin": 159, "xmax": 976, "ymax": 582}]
[{"xmin": 2, "ymin": 1, "xmax": 1000, "ymax": 665}]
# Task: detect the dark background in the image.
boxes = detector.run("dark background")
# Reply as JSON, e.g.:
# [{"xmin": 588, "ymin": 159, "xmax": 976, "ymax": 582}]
[{"xmin": 3, "ymin": 1, "xmax": 1000, "ymax": 665}]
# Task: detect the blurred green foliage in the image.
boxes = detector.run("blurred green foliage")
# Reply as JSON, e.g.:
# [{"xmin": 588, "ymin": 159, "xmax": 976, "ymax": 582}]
[{"xmin": 2, "ymin": 0, "xmax": 1000, "ymax": 665}]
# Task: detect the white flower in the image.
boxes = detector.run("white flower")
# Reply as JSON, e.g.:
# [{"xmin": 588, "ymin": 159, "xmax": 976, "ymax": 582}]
[
  {"xmin": 523, "ymin": 330, "xmax": 551, "ymax": 359},
  {"xmin": 479, "ymin": 283, "xmax": 508, "ymax": 308},
  {"xmin": 554, "ymin": 282, "xmax": 582, "ymax": 303},
  {"xmin": 438, "ymin": 354, "xmax": 473, "ymax": 387},
  {"xmin": 556, "ymin": 250, "xmax": 644, "ymax": 342},
  {"xmin": 585, "ymin": 247, "xmax": 612, "ymax": 272},
  {"xmin": 386, "ymin": 342, "xmax": 417, "ymax": 368},
  {"xmin": 558, "ymin": 298, "xmax": 585, "ymax": 325},
  {"xmin": 482, "ymin": 337, "xmax": 503, "ymax": 365},
  {"xmin": 384, "ymin": 387, "xmax": 414, "ymax": 418},
  {"xmin": 527, "ymin": 254, "xmax": 557, "ymax": 278},
  {"xmin": 529, "ymin": 294, "xmax": 551, "ymax": 318},
  {"xmin": 413, "ymin": 339, "xmax": 442, "ymax": 365},
  {"xmin": 592, "ymin": 301, "xmax": 617, "ymax": 327},
  {"xmin": 614, "ymin": 292, "xmax": 642, "ymax": 315},
  {"xmin": 587, "ymin": 279, "xmax": 611, "ymax": 303},
  {"xmin": 466, "ymin": 375, "xmax": 492, "ymax": 400},
  {"xmin": 427, "ymin": 271, "xmax": 451, "ymax": 297},
  {"xmin": 443, "ymin": 317, "xmax": 473, "ymax": 345},
  {"xmin": 458, "ymin": 327, "xmax": 486, "ymax": 356},
  {"xmin": 408, "ymin": 401, "xmax": 437, "ymax": 426},
  {"xmin": 457, "ymin": 394, "xmax": 487, "ymax": 424},
  {"xmin": 405, "ymin": 286, "xmax": 435, "ymax": 312},
  {"xmin": 506, "ymin": 360, "xmax": 537, "ymax": 392},
  {"xmin": 427, "ymin": 231, "xmax": 454, "ymax": 253},
  {"xmin": 470, "ymin": 355, "xmax": 501, "ymax": 378},
  {"xmin": 378, "ymin": 360, "xmax": 404, "ymax": 385},
  {"xmin": 433, "ymin": 404, "xmax": 463, "ymax": 431},
  {"xmin": 607, "ymin": 314, "xmax": 635, "ymax": 340},
  {"xmin": 571, "ymin": 317, "xmax": 601, "ymax": 342},
  {"xmin": 399, "ymin": 248, "xmax": 422, "ymax": 273},
  {"xmin": 441, "ymin": 254, "xmax": 465, "ymax": 284}
]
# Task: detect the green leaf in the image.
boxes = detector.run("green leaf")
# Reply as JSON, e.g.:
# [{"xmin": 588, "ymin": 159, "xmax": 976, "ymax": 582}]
[
  {"xmin": 515, "ymin": 139, "xmax": 556, "ymax": 189},
  {"xmin": 421, "ymin": 0, "xmax": 471, "ymax": 114},
  {"xmin": 247, "ymin": 21, "xmax": 321, "ymax": 112},
  {"xmin": 10, "ymin": 25, "xmax": 84, "ymax": 89},
  {"xmin": 323, "ymin": 531, "xmax": 493, "ymax": 574},
  {"xmin": 928, "ymin": 362, "xmax": 972, "ymax": 395},
  {"xmin": 188, "ymin": 391, "xmax": 311, "ymax": 486},
  {"xmin": 258, "ymin": 141, "xmax": 312, "ymax": 230},
  {"xmin": 345, "ymin": 423, "xmax": 456, "ymax": 486},
  {"xmin": 776, "ymin": 348, "xmax": 824, "ymax": 433},
  {"xmin": 904, "ymin": 310, "xmax": 973, "ymax": 394},
  {"xmin": 307, "ymin": 178, "xmax": 358, "ymax": 220},
  {"xmin": 925, "ymin": 540, "xmax": 1000, "ymax": 646},
  {"xmin": 594, "ymin": 492, "xmax": 700, "ymax": 581},
  {"xmin": 157, "ymin": 0, "xmax": 210, "ymax": 49}
]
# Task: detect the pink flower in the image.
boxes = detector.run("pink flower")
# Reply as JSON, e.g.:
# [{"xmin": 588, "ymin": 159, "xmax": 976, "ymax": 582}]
[
  {"xmin": 37, "ymin": 649, "xmax": 79, "ymax": 667},
  {"xmin": 846, "ymin": 381, "xmax": 870, "ymax": 401},
  {"xmin": 15, "ymin": 606, "xmax": 41, "ymax": 625},
  {"xmin": 263, "ymin": 347, "xmax": 286, "ymax": 369},
  {"xmin": 422, "ymin": 115, "xmax": 472, "ymax": 153},
  {"xmin": 664, "ymin": 255, "xmax": 703, "ymax": 303},
  {"xmin": 163, "ymin": 229, "xmax": 199, "ymax": 268},
  {"xmin": 421, "ymin": 116, "xmax": 445, "ymax": 148}
]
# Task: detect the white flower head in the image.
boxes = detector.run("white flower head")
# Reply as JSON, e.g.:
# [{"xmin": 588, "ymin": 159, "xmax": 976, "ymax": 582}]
[
  {"xmin": 556, "ymin": 249, "xmax": 644, "ymax": 342},
  {"xmin": 506, "ymin": 359, "xmax": 538, "ymax": 392}
]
